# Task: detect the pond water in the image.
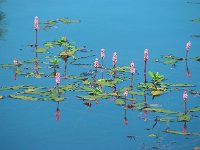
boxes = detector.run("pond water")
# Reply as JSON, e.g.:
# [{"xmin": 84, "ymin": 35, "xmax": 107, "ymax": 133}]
[{"xmin": 0, "ymin": 0, "xmax": 200, "ymax": 150}]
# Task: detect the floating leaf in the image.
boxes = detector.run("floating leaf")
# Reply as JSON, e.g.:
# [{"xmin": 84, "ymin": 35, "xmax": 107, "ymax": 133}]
[
  {"xmin": 24, "ymin": 58, "xmax": 40, "ymax": 63},
  {"xmin": 58, "ymin": 17, "xmax": 80, "ymax": 24},
  {"xmin": 34, "ymin": 48, "xmax": 47, "ymax": 53},
  {"xmin": 178, "ymin": 114, "xmax": 191, "ymax": 122},
  {"xmin": 163, "ymin": 59, "xmax": 177, "ymax": 65},
  {"xmin": 166, "ymin": 83, "xmax": 195, "ymax": 87},
  {"xmin": 192, "ymin": 56, "xmax": 200, "ymax": 61},
  {"xmin": 0, "ymin": 64, "xmax": 14, "ymax": 68},
  {"xmin": 191, "ymin": 18, "xmax": 200, "ymax": 22},
  {"xmin": 115, "ymin": 99, "xmax": 125, "ymax": 105},
  {"xmin": 164, "ymin": 129, "xmax": 200, "ymax": 136},
  {"xmin": 0, "ymin": 85, "xmax": 32, "ymax": 91},
  {"xmin": 0, "ymin": 96, "xmax": 4, "ymax": 99},
  {"xmin": 44, "ymin": 42, "xmax": 54, "ymax": 49},
  {"xmin": 148, "ymin": 133, "xmax": 156, "ymax": 137},
  {"xmin": 151, "ymin": 90, "xmax": 163, "ymax": 96},
  {"xmin": 143, "ymin": 108, "xmax": 177, "ymax": 114},
  {"xmin": 9, "ymin": 94, "xmax": 40, "ymax": 101},
  {"xmin": 189, "ymin": 106, "xmax": 200, "ymax": 112}
]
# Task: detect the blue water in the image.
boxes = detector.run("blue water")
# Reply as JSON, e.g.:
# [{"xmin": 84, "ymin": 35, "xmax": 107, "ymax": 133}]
[{"xmin": 0, "ymin": 0, "xmax": 200, "ymax": 150}]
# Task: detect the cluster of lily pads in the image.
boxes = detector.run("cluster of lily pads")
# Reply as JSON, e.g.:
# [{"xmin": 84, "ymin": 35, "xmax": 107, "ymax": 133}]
[{"xmin": 0, "ymin": 17, "xmax": 200, "ymax": 136}]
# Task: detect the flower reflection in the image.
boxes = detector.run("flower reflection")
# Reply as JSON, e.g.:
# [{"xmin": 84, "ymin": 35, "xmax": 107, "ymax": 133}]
[
  {"xmin": 185, "ymin": 59, "xmax": 190, "ymax": 78},
  {"xmin": 34, "ymin": 59, "xmax": 39, "ymax": 75},
  {"xmin": 143, "ymin": 90, "xmax": 148, "ymax": 122},
  {"xmin": 56, "ymin": 102, "xmax": 60, "ymax": 121},
  {"xmin": 182, "ymin": 121, "xmax": 187, "ymax": 133},
  {"xmin": 183, "ymin": 90, "xmax": 188, "ymax": 115}
]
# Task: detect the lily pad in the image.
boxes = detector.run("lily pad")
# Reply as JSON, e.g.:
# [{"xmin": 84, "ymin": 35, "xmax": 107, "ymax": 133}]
[
  {"xmin": 58, "ymin": 17, "xmax": 80, "ymax": 24},
  {"xmin": 151, "ymin": 90, "xmax": 163, "ymax": 96},
  {"xmin": 148, "ymin": 133, "xmax": 156, "ymax": 137},
  {"xmin": 143, "ymin": 108, "xmax": 177, "ymax": 114},
  {"xmin": 189, "ymin": 106, "xmax": 200, "ymax": 112},
  {"xmin": 164, "ymin": 129, "xmax": 200, "ymax": 136},
  {"xmin": 33, "ymin": 48, "xmax": 47, "ymax": 53},
  {"xmin": 0, "ymin": 96, "xmax": 4, "ymax": 99},
  {"xmin": 115, "ymin": 99, "xmax": 125, "ymax": 105},
  {"xmin": 9, "ymin": 94, "xmax": 40, "ymax": 101},
  {"xmin": 177, "ymin": 113, "xmax": 191, "ymax": 122},
  {"xmin": 191, "ymin": 18, "xmax": 200, "ymax": 22}
]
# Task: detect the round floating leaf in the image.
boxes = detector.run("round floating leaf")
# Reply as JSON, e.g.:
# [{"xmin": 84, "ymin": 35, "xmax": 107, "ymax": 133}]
[
  {"xmin": 151, "ymin": 90, "xmax": 163, "ymax": 96},
  {"xmin": 115, "ymin": 99, "xmax": 125, "ymax": 105},
  {"xmin": 192, "ymin": 18, "xmax": 200, "ymax": 22},
  {"xmin": 148, "ymin": 133, "xmax": 156, "ymax": 137},
  {"xmin": 189, "ymin": 106, "xmax": 200, "ymax": 112},
  {"xmin": 9, "ymin": 94, "xmax": 40, "ymax": 101},
  {"xmin": 0, "ymin": 96, "xmax": 4, "ymax": 99},
  {"xmin": 164, "ymin": 129, "xmax": 200, "ymax": 136},
  {"xmin": 144, "ymin": 108, "xmax": 177, "ymax": 114},
  {"xmin": 34, "ymin": 48, "xmax": 47, "ymax": 53},
  {"xmin": 178, "ymin": 114, "xmax": 191, "ymax": 122}
]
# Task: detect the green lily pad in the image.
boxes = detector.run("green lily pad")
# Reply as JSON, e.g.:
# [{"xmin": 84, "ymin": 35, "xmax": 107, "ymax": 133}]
[
  {"xmin": 0, "ymin": 85, "xmax": 32, "ymax": 91},
  {"xmin": 9, "ymin": 94, "xmax": 40, "ymax": 101},
  {"xmin": 58, "ymin": 17, "xmax": 80, "ymax": 24},
  {"xmin": 0, "ymin": 96, "xmax": 4, "ymax": 99},
  {"xmin": 189, "ymin": 106, "xmax": 200, "ymax": 112},
  {"xmin": 164, "ymin": 129, "xmax": 200, "ymax": 136},
  {"xmin": 61, "ymin": 84, "xmax": 78, "ymax": 91},
  {"xmin": 167, "ymin": 83, "xmax": 195, "ymax": 87},
  {"xmin": 34, "ymin": 48, "xmax": 47, "ymax": 53},
  {"xmin": 115, "ymin": 99, "xmax": 125, "ymax": 105},
  {"xmin": 148, "ymin": 133, "xmax": 156, "ymax": 137},
  {"xmin": 24, "ymin": 58, "xmax": 40, "ymax": 63},
  {"xmin": 192, "ymin": 56, "xmax": 200, "ymax": 61},
  {"xmin": 191, "ymin": 18, "xmax": 200, "ymax": 22},
  {"xmin": 163, "ymin": 59, "xmax": 178, "ymax": 65},
  {"xmin": 178, "ymin": 114, "xmax": 191, "ymax": 122},
  {"xmin": 151, "ymin": 90, "xmax": 163, "ymax": 96},
  {"xmin": 129, "ymin": 91, "xmax": 145, "ymax": 96},
  {"xmin": 143, "ymin": 108, "xmax": 177, "ymax": 114},
  {"xmin": 0, "ymin": 64, "xmax": 14, "ymax": 68},
  {"xmin": 44, "ymin": 42, "xmax": 54, "ymax": 49}
]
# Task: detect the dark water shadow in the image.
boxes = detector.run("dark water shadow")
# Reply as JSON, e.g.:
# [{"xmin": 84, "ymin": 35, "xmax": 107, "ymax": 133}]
[{"xmin": 0, "ymin": 1, "xmax": 6, "ymax": 39}]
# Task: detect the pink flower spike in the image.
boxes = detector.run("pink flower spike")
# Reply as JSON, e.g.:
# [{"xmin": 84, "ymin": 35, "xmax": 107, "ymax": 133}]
[
  {"xmin": 124, "ymin": 89, "xmax": 128, "ymax": 97},
  {"xmin": 186, "ymin": 41, "xmax": 191, "ymax": 50},
  {"xmin": 112, "ymin": 52, "xmax": 117, "ymax": 66},
  {"xmin": 101, "ymin": 49, "xmax": 105, "ymax": 60},
  {"xmin": 34, "ymin": 16, "xmax": 39, "ymax": 30},
  {"xmin": 144, "ymin": 49, "xmax": 148, "ymax": 61},
  {"xmin": 94, "ymin": 58, "xmax": 99, "ymax": 68},
  {"xmin": 13, "ymin": 58, "xmax": 18, "ymax": 66},
  {"xmin": 55, "ymin": 72, "xmax": 60, "ymax": 84},
  {"xmin": 183, "ymin": 90, "xmax": 188, "ymax": 102},
  {"xmin": 130, "ymin": 61, "xmax": 135, "ymax": 74}
]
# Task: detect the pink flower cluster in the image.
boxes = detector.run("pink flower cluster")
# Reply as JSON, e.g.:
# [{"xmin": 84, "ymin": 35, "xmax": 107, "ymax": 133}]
[
  {"xmin": 94, "ymin": 58, "xmax": 99, "ymax": 68},
  {"xmin": 55, "ymin": 72, "xmax": 60, "ymax": 84},
  {"xmin": 101, "ymin": 49, "xmax": 105, "ymax": 60},
  {"xmin": 13, "ymin": 58, "xmax": 18, "ymax": 66},
  {"xmin": 183, "ymin": 90, "xmax": 188, "ymax": 102},
  {"xmin": 186, "ymin": 41, "xmax": 191, "ymax": 50},
  {"xmin": 124, "ymin": 89, "xmax": 128, "ymax": 97},
  {"xmin": 144, "ymin": 49, "xmax": 148, "ymax": 61},
  {"xmin": 112, "ymin": 52, "xmax": 117, "ymax": 66},
  {"xmin": 130, "ymin": 61, "xmax": 135, "ymax": 74},
  {"xmin": 34, "ymin": 16, "xmax": 39, "ymax": 30}
]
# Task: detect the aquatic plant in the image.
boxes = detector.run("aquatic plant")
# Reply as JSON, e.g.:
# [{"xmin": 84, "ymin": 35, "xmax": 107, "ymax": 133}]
[
  {"xmin": 101, "ymin": 48, "xmax": 105, "ymax": 68},
  {"xmin": 130, "ymin": 61, "xmax": 135, "ymax": 88},
  {"xmin": 112, "ymin": 52, "xmax": 117, "ymax": 68},
  {"xmin": 144, "ymin": 49, "xmax": 148, "ymax": 83}
]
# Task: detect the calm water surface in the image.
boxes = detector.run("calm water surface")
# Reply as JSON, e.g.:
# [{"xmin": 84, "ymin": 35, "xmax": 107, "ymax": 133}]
[{"xmin": 0, "ymin": 0, "xmax": 200, "ymax": 150}]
